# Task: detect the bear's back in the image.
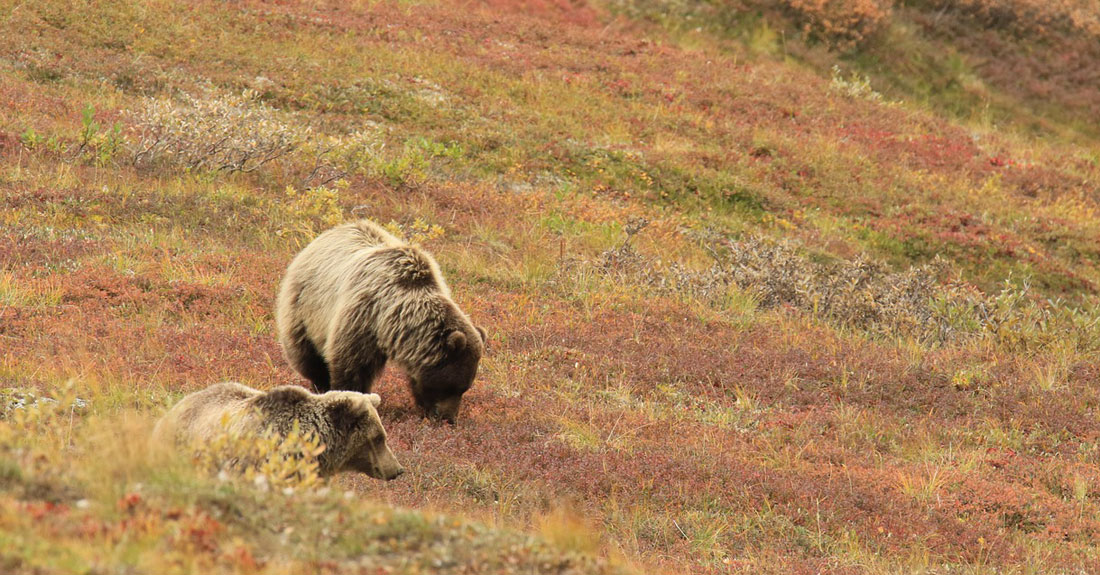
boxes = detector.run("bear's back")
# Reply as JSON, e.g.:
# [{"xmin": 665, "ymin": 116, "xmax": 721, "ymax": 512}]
[
  {"xmin": 345, "ymin": 219, "xmax": 403, "ymax": 248},
  {"xmin": 154, "ymin": 382, "xmax": 261, "ymax": 443},
  {"xmin": 285, "ymin": 220, "xmax": 409, "ymax": 301},
  {"xmin": 280, "ymin": 219, "xmax": 453, "ymax": 349},
  {"xmin": 314, "ymin": 220, "xmax": 403, "ymax": 256}
]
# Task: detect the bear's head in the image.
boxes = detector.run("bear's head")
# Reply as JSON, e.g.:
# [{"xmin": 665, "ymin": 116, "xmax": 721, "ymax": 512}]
[
  {"xmin": 320, "ymin": 391, "xmax": 405, "ymax": 480},
  {"xmin": 409, "ymin": 325, "xmax": 486, "ymax": 423}
]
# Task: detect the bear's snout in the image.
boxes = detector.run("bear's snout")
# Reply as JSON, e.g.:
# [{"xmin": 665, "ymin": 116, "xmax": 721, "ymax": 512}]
[
  {"xmin": 366, "ymin": 445, "xmax": 406, "ymax": 481},
  {"xmin": 427, "ymin": 396, "xmax": 462, "ymax": 424}
]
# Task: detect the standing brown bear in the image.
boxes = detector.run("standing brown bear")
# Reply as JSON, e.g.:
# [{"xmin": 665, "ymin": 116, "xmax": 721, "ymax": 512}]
[{"xmin": 276, "ymin": 219, "xmax": 485, "ymax": 423}]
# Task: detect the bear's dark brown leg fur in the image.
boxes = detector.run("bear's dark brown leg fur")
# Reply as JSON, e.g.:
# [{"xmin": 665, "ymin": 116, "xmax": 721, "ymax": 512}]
[
  {"xmin": 329, "ymin": 354, "xmax": 386, "ymax": 393},
  {"xmin": 285, "ymin": 325, "xmax": 332, "ymax": 392},
  {"xmin": 327, "ymin": 319, "xmax": 386, "ymax": 393}
]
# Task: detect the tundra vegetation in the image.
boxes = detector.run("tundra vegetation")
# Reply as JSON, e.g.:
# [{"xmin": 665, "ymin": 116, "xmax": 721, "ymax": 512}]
[{"xmin": 3, "ymin": 0, "xmax": 1100, "ymax": 573}]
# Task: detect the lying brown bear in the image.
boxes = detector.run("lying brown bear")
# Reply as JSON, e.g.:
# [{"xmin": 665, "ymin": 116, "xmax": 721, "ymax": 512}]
[
  {"xmin": 276, "ymin": 219, "xmax": 485, "ymax": 423},
  {"xmin": 153, "ymin": 382, "xmax": 404, "ymax": 480}
]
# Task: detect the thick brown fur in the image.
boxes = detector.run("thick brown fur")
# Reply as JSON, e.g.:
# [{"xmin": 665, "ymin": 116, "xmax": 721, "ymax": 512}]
[
  {"xmin": 153, "ymin": 382, "xmax": 404, "ymax": 480},
  {"xmin": 276, "ymin": 219, "xmax": 485, "ymax": 422}
]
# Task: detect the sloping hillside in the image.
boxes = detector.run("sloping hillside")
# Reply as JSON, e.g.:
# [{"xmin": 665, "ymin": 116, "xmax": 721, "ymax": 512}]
[{"xmin": 2, "ymin": 1, "xmax": 1100, "ymax": 573}]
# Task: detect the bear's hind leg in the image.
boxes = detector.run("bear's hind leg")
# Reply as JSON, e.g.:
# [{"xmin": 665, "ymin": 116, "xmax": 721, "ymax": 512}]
[{"xmin": 285, "ymin": 327, "xmax": 332, "ymax": 392}]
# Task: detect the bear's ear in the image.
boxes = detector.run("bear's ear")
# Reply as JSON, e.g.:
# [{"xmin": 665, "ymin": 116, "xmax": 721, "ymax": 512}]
[
  {"xmin": 326, "ymin": 396, "xmax": 367, "ymax": 431},
  {"xmin": 366, "ymin": 393, "xmax": 382, "ymax": 408},
  {"xmin": 476, "ymin": 326, "xmax": 487, "ymax": 345},
  {"xmin": 446, "ymin": 330, "xmax": 467, "ymax": 352}
]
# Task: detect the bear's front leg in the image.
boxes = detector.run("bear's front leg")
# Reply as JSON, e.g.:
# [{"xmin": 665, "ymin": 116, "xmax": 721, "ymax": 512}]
[{"xmin": 329, "ymin": 356, "xmax": 387, "ymax": 393}]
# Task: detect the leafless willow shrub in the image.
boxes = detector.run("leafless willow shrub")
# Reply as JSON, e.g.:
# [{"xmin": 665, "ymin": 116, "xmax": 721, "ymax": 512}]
[
  {"xmin": 713, "ymin": 235, "xmax": 960, "ymax": 337},
  {"xmin": 130, "ymin": 89, "xmax": 309, "ymax": 173},
  {"xmin": 581, "ymin": 225, "xmax": 1100, "ymax": 347},
  {"xmin": 585, "ymin": 218, "xmax": 744, "ymax": 306},
  {"xmin": 594, "ymin": 217, "xmax": 652, "ymax": 276}
]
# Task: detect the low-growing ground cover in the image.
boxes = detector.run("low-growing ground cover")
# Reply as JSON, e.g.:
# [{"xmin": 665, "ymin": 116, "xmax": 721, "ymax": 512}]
[{"xmin": 3, "ymin": 0, "xmax": 1100, "ymax": 573}]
